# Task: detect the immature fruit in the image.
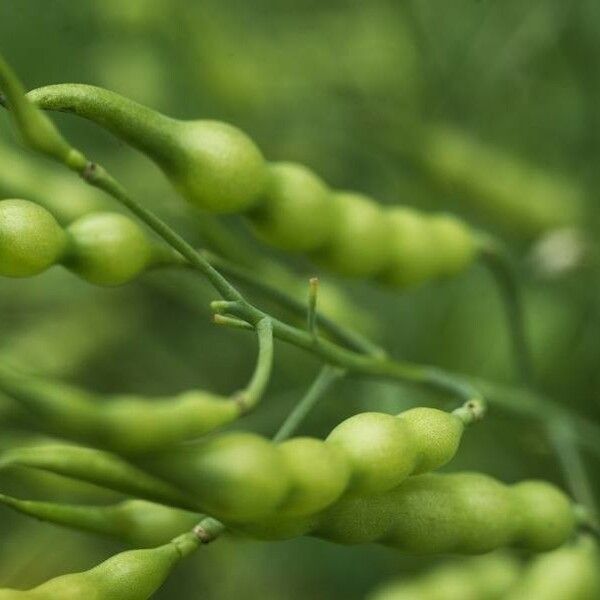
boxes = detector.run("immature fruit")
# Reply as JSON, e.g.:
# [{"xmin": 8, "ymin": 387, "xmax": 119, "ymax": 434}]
[
  {"xmin": 277, "ymin": 438, "xmax": 351, "ymax": 517},
  {"xmin": 0, "ymin": 199, "xmax": 66, "ymax": 277},
  {"xmin": 428, "ymin": 214, "xmax": 477, "ymax": 277},
  {"xmin": 143, "ymin": 433, "xmax": 291, "ymax": 522},
  {"xmin": 66, "ymin": 212, "xmax": 152, "ymax": 286},
  {"xmin": 27, "ymin": 84, "xmax": 267, "ymax": 213},
  {"xmin": 250, "ymin": 162, "xmax": 335, "ymax": 251},
  {"xmin": 314, "ymin": 191, "xmax": 391, "ymax": 277},
  {"xmin": 381, "ymin": 207, "xmax": 438, "ymax": 288}
]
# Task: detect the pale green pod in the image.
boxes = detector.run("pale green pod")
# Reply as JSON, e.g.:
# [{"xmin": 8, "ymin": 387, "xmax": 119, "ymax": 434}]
[
  {"xmin": 0, "ymin": 495, "xmax": 199, "ymax": 548},
  {"xmin": 326, "ymin": 412, "xmax": 416, "ymax": 495},
  {"xmin": 427, "ymin": 214, "xmax": 477, "ymax": 277},
  {"xmin": 142, "ymin": 432, "xmax": 292, "ymax": 522},
  {"xmin": 511, "ymin": 480, "xmax": 577, "ymax": 551},
  {"xmin": 313, "ymin": 472, "xmax": 575, "ymax": 554},
  {"xmin": 505, "ymin": 539, "xmax": 600, "ymax": 600},
  {"xmin": 27, "ymin": 84, "xmax": 267, "ymax": 213},
  {"xmin": 249, "ymin": 162, "xmax": 335, "ymax": 251},
  {"xmin": 367, "ymin": 553, "xmax": 520, "ymax": 600},
  {"xmin": 313, "ymin": 191, "xmax": 391, "ymax": 277},
  {"xmin": 380, "ymin": 207, "xmax": 438, "ymax": 288},
  {"xmin": 101, "ymin": 390, "xmax": 240, "ymax": 455},
  {"xmin": 276, "ymin": 438, "xmax": 351, "ymax": 517},
  {"xmin": 0, "ymin": 199, "xmax": 67, "ymax": 277},
  {"xmin": 65, "ymin": 212, "xmax": 154, "ymax": 286},
  {"xmin": 0, "ymin": 532, "xmax": 198, "ymax": 599}
]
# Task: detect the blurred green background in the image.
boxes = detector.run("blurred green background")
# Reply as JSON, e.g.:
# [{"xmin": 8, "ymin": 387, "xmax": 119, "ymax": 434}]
[{"xmin": 0, "ymin": 1, "xmax": 598, "ymax": 598}]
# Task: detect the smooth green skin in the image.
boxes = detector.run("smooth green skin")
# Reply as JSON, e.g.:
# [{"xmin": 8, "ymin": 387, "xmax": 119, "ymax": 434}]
[
  {"xmin": 380, "ymin": 207, "xmax": 440, "ymax": 288},
  {"xmin": 27, "ymin": 84, "xmax": 267, "ymax": 213},
  {"xmin": 250, "ymin": 162, "xmax": 335, "ymax": 251},
  {"xmin": 0, "ymin": 444, "xmax": 200, "ymax": 512},
  {"xmin": 277, "ymin": 438, "xmax": 351, "ymax": 517},
  {"xmin": 65, "ymin": 212, "xmax": 153, "ymax": 286},
  {"xmin": 143, "ymin": 432, "xmax": 292, "ymax": 522},
  {"xmin": 313, "ymin": 191, "xmax": 392, "ymax": 277},
  {"xmin": 102, "ymin": 390, "xmax": 240, "ymax": 454},
  {"xmin": 505, "ymin": 540, "xmax": 600, "ymax": 600},
  {"xmin": 326, "ymin": 409, "xmax": 464, "ymax": 494},
  {"xmin": 313, "ymin": 472, "xmax": 575, "ymax": 554},
  {"xmin": 368, "ymin": 553, "xmax": 520, "ymax": 600},
  {"xmin": 427, "ymin": 214, "xmax": 477, "ymax": 278},
  {"xmin": 511, "ymin": 480, "xmax": 578, "ymax": 551},
  {"xmin": 0, "ymin": 495, "xmax": 199, "ymax": 548},
  {"xmin": 0, "ymin": 199, "xmax": 67, "ymax": 277},
  {"xmin": 0, "ymin": 368, "xmax": 240, "ymax": 454},
  {"xmin": 0, "ymin": 532, "xmax": 198, "ymax": 600}
]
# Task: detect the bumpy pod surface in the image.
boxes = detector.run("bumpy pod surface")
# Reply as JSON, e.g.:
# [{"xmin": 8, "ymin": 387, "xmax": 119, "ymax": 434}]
[
  {"xmin": 140, "ymin": 406, "xmax": 471, "ymax": 523},
  {"xmin": 0, "ymin": 199, "xmax": 175, "ymax": 286},
  {"xmin": 27, "ymin": 84, "xmax": 479, "ymax": 288},
  {"xmin": 313, "ymin": 472, "xmax": 575, "ymax": 554},
  {"xmin": 505, "ymin": 538, "xmax": 600, "ymax": 600},
  {"xmin": 27, "ymin": 84, "xmax": 267, "ymax": 214},
  {"xmin": 0, "ymin": 199, "xmax": 67, "ymax": 277},
  {"xmin": 0, "ymin": 531, "xmax": 198, "ymax": 599},
  {"xmin": 367, "ymin": 552, "xmax": 520, "ymax": 600}
]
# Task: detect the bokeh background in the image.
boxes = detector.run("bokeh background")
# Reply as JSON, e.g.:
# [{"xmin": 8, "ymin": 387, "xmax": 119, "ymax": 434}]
[{"xmin": 0, "ymin": 1, "xmax": 598, "ymax": 598}]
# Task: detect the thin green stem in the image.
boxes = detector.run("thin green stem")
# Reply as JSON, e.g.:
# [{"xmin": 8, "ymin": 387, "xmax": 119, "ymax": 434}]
[
  {"xmin": 201, "ymin": 251, "xmax": 383, "ymax": 356},
  {"xmin": 273, "ymin": 365, "xmax": 345, "ymax": 442},
  {"xmin": 236, "ymin": 318, "xmax": 274, "ymax": 413},
  {"xmin": 307, "ymin": 277, "xmax": 319, "ymax": 338},
  {"xmin": 479, "ymin": 236, "xmax": 534, "ymax": 386},
  {"xmin": 547, "ymin": 418, "xmax": 599, "ymax": 527}
]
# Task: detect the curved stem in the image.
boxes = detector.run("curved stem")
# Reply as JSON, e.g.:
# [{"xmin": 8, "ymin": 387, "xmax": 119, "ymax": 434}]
[
  {"xmin": 273, "ymin": 365, "xmax": 345, "ymax": 442},
  {"xmin": 236, "ymin": 318, "xmax": 274, "ymax": 413},
  {"xmin": 479, "ymin": 236, "xmax": 534, "ymax": 386}
]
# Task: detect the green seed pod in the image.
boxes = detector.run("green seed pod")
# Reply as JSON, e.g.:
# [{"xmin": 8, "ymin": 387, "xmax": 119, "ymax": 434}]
[
  {"xmin": 380, "ymin": 207, "xmax": 438, "ymax": 288},
  {"xmin": 101, "ymin": 390, "xmax": 240, "ymax": 454},
  {"xmin": 65, "ymin": 212, "xmax": 154, "ymax": 286},
  {"xmin": 0, "ymin": 494, "xmax": 200, "ymax": 548},
  {"xmin": 505, "ymin": 538, "xmax": 600, "ymax": 600},
  {"xmin": 326, "ymin": 412, "xmax": 416, "ymax": 494},
  {"xmin": 0, "ymin": 199, "xmax": 67, "ymax": 277},
  {"xmin": 0, "ymin": 531, "xmax": 198, "ymax": 599},
  {"xmin": 367, "ymin": 553, "xmax": 520, "ymax": 600},
  {"xmin": 27, "ymin": 84, "xmax": 267, "ymax": 213},
  {"xmin": 313, "ymin": 191, "xmax": 391, "ymax": 277},
  {"xmin": 249, "ymin": 162, "xmax": 334, "ymax": 251},
  {"xmin": 277, "ymin": 437, "xmax": 351, "ymax": 517},
  {"xmin": 142, "ymin": 432, "xmax": 291, "ymax": 522},
  {"xmin": 427, "ymin": 213, "xmax": 477, "ymax": 278},
  {"xmin": 325, "ymin": 407, "xmax": 466, "ymax": 495},
  {"xmin": 313, "ymin": 472, "xmax": 575, "ymax": 554},
  {"xmin": 511, "ymin": 480, "xmax": 577, "ymax": 551},
  {"xmin": 0, "ymin": 443, "xmax": 200, "ymax": 512}
]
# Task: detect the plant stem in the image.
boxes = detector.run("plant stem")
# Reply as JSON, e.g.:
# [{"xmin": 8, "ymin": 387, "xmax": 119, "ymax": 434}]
[
  {"xmin": 479, "ymin": 236, "xmax": 534, "ymax": 386},
  {"xmin": 547, "ymin": 418, "xmax": 599, "ymax": 526},
  {"xmin": 307, "ymin": 277, "xmax": 319, "ymax": 338},
  {"xmin": 200, "ymin": 251, "xmax": 384, "ymax": 356},
  {"xmin": 237, "ymin": 318, "xmax": 274, "ymax": 413},
  {"xmin": 273, "ymin": 365, "xmax": 345, "ymax": 442}
]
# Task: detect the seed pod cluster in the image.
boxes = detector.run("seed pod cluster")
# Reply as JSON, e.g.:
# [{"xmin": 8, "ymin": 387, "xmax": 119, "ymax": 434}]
[
  {"xmin": 141, "ymin": 406, "xmax": 477, "ymax": 522},
  {"xmin": 0, "ymin": 199, "xmax": 175, "ymax": 285},
  {"xmin": 26, "ymin": 84, "xmax": 479, "ymax": 288}
]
